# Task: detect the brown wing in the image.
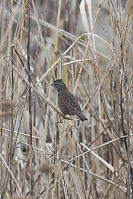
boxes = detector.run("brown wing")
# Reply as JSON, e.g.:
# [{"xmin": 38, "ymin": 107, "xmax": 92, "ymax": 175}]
[{"xmin": 58, "ymin": 90, "xmax": 81, "ymax": 115}]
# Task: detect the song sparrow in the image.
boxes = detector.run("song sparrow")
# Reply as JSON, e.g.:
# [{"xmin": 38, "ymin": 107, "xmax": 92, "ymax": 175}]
[{"xmin": 51, "ymin": 79, "xmax": 87, "ymax": 121}]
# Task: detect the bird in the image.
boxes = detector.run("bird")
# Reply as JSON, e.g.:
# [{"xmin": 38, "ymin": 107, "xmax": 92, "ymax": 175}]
[{"xmin": 51, "ymin": 79, "xmax": 87, "ymax": 121}]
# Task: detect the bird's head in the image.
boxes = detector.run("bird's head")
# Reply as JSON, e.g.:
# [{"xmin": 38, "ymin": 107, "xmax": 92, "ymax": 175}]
[{"xmin": 51, "ymin": 79, "xmax": 67, "ymax": 92}]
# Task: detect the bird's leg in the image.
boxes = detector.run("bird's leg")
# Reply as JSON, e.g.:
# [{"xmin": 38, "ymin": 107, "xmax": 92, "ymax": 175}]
[
  {"xmin": 55, "ymin": 116, "xmax": 63, "ymax": 126},
  {"xmin": 59, "ymin": 116, "xmax": 63, "ymax": 123}
]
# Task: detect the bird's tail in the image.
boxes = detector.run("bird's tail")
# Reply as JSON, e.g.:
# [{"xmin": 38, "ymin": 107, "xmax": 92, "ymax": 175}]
[{"xmin": 76, "ymin": 112, "xmax": 87, "ymax": 121}]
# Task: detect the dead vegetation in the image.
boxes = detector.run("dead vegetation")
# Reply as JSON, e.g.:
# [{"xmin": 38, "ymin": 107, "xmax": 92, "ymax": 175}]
[{"xmin": 0, "ymin": 0, "xmax": 133, "ymax": 198}]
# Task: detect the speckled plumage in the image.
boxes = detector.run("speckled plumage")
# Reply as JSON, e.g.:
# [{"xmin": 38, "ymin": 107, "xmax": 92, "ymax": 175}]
[{"xmin": 51, "ymin": 79, "xmax": 87, "ymax": 121}]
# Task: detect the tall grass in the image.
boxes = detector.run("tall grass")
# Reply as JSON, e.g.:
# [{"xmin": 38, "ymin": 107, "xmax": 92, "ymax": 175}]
[{"xmin": 0, "ymin": 0, "xmax": 133, "ymax": 198}]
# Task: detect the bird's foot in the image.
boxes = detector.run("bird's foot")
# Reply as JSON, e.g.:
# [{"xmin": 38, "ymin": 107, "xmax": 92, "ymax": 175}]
[{"xmin": 55, "ymin": 118, "xmax": 63, "ymax": 127}]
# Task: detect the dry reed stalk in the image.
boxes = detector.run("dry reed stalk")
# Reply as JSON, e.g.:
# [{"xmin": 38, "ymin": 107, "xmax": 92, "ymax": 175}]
[{"xmin": 0, "ymin": 0, "xmax": 132, "ymax": 198}]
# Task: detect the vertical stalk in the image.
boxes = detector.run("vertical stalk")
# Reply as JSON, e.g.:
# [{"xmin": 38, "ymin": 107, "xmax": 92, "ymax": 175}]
[
  {"xmin": 27, "ymin": 0, "xmax": 32, "ymax": 146},
  {"xmin": 26, "ymin": 0, "xmax": 34, "ymax": 196}
]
